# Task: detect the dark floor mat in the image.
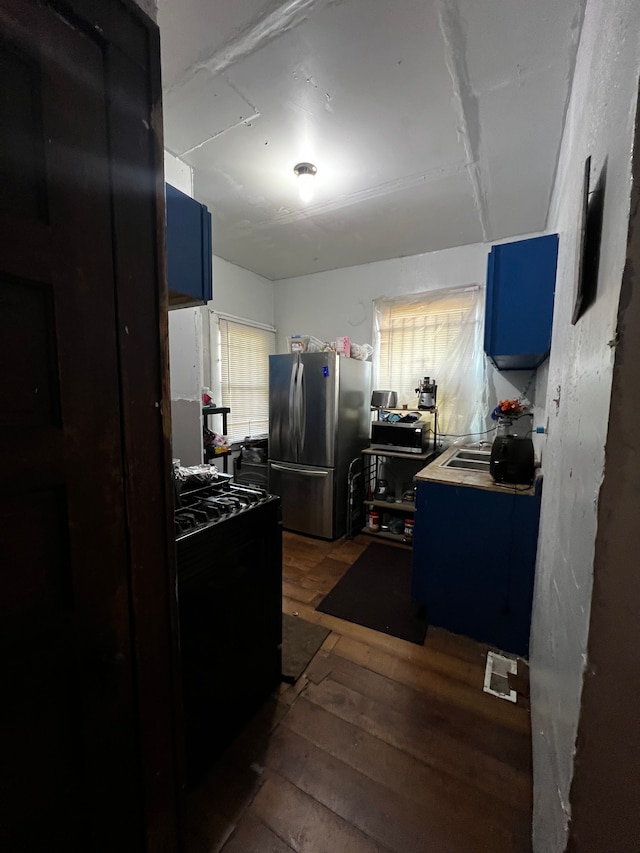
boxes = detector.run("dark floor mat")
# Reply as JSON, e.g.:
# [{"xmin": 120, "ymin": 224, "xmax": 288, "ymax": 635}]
[
  {"xmin": 315, "ymin": 542, "xmax": 427, "ymax": 645},
  {"xmin": 281, "ymin": 614, "xmax": 330, "ymax": 683}
]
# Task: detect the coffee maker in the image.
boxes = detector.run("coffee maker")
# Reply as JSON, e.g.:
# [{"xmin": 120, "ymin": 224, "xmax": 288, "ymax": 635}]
[{"xmin": 416, "ymin": 377, "xmax": 437, "ymax": 410}]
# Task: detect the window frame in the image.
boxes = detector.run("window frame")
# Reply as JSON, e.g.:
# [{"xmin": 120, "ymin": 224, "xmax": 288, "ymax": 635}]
[
  {"xmin": 373, "ymin": 285, "xmax": 487, "ymax": 439},
  {"xmin": 211, "ymin": 312, "xmax": 276, "ymax": 446}
]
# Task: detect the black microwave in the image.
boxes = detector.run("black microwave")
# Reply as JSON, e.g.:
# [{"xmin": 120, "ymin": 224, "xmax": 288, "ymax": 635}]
[{"xmin": 370, "ymin": 421, "xmax": 426, "ymax": 454}]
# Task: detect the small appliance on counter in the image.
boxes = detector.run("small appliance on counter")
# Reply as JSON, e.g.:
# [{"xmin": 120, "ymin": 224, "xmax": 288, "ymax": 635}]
[
  {"xmin": 371, "ymin": 390, "xmax": 397, "ymax": 409},
  {"xmin": 489, "ymin": 433, "xmax": 535, "ymax": 484},
  {"xmin": 415, "ymin": 376, "xmax": 437, "ymax": 410},
  {"xmin": 370, "ymin": 420, "xmax": 427, "ymax": 454}
]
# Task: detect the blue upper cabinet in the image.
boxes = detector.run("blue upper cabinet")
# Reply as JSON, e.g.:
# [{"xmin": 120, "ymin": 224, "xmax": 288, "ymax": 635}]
[
  {"xmin": 165, "ymin": 183, "xmax": 213, "ymax": 309},
  {"xmin": 484, "ymin": 233, "xmax": 559, "ymax": 370}
]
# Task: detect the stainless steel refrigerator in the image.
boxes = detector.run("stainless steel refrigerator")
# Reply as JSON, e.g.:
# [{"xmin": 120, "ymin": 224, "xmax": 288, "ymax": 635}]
[{"xmin": 268, "ymin": 351, "xmax": 371, "ymax": 539}]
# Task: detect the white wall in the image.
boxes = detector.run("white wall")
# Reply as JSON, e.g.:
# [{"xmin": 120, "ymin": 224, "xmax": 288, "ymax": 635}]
[
  {"xmin": 164, "ymin": 150, "xmax": 193, "ymax": 196},
  {"xmin": 202, "ymin": 257, "xmax": 274, "ymax": 397},
  {"xmin": 211, "ymin": 256, "xmax": 274, "ymax": 326},
  {"xmin": 273, "ymin": 236, "xmax": 548, "ymax": 443},
  {"xmin": 529, "ymin": 0, "xmax": 640, "ymax": 849},
  {"xmin": 274, "ymin": 242, "xmax": 487, "ymax": 351},
  {"xmin": 168, "ymin": 307, "xmax": 203, "ymax": 465}
]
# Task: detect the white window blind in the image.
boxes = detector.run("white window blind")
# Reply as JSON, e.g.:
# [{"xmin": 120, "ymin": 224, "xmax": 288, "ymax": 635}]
[
  {"xmin": 375, "ymin": 286, "xmax": 486, "ymax": 437},
  {"xmin": 219, "ymin": 317, "xmax": 276, "ymax": 444}
]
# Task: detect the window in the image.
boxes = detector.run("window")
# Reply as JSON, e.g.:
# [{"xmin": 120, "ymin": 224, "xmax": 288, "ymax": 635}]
[
  {"xmin": 217, "ymin": 316, "xmax": 276, "ymax": 444},
  {"xmin": 374, "ymin": 286, "xmax": 486, "ymax": 437}
]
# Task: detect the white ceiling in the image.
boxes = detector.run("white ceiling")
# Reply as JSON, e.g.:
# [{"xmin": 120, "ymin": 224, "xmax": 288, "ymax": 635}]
[{"xmin": 158, "ymin": 0, "xmax": 584, "ymax": 281}]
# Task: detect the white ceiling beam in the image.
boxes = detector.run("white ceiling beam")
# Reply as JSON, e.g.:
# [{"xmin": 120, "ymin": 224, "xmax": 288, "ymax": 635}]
[
  {"xmin": 436, "ymin": 0, "xmax": 489, "ymax": 242},
  {"xmin": 164, "ymin": 0, "xmax": 342, "ymax": 95}
]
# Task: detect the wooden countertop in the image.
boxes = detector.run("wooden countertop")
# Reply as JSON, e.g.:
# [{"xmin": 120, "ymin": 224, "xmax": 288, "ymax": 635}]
[{"xmin": 415, "ymin": 444, "xmax": 540, "ymax": 496}]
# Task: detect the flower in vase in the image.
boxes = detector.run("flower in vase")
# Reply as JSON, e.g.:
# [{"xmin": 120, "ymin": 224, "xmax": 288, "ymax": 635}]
[{"xmin": 490, "ymin": 398, "xmax": 528, "ymax": 421}]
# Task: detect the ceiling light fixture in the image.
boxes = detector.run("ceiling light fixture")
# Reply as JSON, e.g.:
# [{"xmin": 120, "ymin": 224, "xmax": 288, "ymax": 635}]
[{"xmin": 293, "ymin": 162, "xmax": 317, "ymax": 204}]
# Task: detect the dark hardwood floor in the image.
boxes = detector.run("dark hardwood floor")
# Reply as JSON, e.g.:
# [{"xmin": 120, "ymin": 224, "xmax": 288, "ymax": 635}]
[{"xmin": 186, "ymin": 531, "xmax": 533, "ymax": 853}]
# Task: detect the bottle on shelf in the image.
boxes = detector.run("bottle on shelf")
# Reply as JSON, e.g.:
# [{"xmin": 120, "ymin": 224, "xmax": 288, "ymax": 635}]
[
  {"xmin": 374, "ymin": 479, "xmax": 390, "ymax": 500},
  {"xmin": 403, "ymin": 518, "xmax": 414, "ymax": 543},
  {"xmin": 367, "ymin": 509, "xmax": 380, "ymax": 532}
]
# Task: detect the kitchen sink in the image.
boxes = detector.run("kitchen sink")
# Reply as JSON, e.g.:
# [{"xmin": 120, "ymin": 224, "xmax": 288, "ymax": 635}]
[
  {"xmin": 445, "ymin": 458, "xmax": 490, "ymax": 470},
  {"xmin": 442, "ymin": 447, "xmax": 491, "ymax": 472},
  {"xmin": 453, "ymin": 449, "xmax": 491, "ymax": 462}
]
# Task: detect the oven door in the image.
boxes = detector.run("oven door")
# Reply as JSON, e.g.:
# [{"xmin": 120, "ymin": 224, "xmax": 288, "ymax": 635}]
[
  {"xmin": 269, "ymin": 460, "xmax": 334, "ymax": 539},
  {"xmin": 176, "ymin": 498, "xmax": 282, "ymax": 785}
]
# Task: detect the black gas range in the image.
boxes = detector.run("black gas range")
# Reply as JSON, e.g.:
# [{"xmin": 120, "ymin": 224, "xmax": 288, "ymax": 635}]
[
  {"xmin": 174, "ymin": 477, "xmax": 277, "ymax": 540},
  {"xmin": 173, "ymin": 475, "xmax": 283, "ymax": 785}
]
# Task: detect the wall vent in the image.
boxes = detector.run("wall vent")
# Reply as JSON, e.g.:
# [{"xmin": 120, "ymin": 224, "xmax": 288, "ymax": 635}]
[{"xmin": 483, "ymin": 650, "xmax": 518, "ymax": 703}]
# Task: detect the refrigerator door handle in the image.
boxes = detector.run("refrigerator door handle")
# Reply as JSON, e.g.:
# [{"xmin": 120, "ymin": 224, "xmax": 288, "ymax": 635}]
[
  {"xmin": 270, "ymin": 463, "xmax": 329, "ymax": 477},
  {"xmin": 288, "ymin": 358, "xmax": 298, "ymax": 457},
  {"xmin": 297, "ymin": 361, "xmax": 306, "ymax": 452}
]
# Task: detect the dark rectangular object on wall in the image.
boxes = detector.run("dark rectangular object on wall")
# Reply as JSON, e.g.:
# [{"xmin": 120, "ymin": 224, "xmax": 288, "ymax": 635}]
[{"xmin": 484, "ymin": 233, "xmax": 559, "ymax": 370}]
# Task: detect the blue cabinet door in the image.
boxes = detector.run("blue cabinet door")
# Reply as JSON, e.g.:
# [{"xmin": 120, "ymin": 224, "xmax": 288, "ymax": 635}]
[
  {"xmin": 484, "ymin": 233, "xmax": 558, "ymax": 370},
  {"xmin": 412, "ymin": 480, "xmax": 541, "ymax": 656},
  {"xmin": 165, "ymin": 183, "xmax": 212, "ymax": 307}
]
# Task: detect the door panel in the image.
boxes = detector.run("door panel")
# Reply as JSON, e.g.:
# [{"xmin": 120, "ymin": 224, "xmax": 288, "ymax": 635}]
[
  {"xmin": 269, "ymin": 460, "xmax": 334, "ymax": 538},
  {"xmin": 0, "ymin": 35, "xmax": 48, "ymax": 222},
  {"xmin": 269, "ymin": 354, "xmax": 297, "ymax": 462},
  {"xmin": 298, "ymin": 352, "xmax": 337, "ymax": 467},
  {"xmin": 0, "ymin": 275, "xmax": 59, "ymax": 427},
  {"xmin": 0, "ymin": 2, "xmax": 141, "ymax": 847}
]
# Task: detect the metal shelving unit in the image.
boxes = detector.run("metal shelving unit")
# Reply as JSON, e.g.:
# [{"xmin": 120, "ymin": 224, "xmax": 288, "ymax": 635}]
[
  {"xmin": 202, "ymin": 406, "xmax": 231, "ymax": 473},
  {"xmin": 361, "ymin": 445, "xmax": 439, "ymax": 548}
]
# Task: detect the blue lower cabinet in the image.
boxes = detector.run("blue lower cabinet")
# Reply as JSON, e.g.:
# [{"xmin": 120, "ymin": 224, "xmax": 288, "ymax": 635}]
[{"xmin": 412, "ymin": 479, "xmax": 542, "ymax": 656}]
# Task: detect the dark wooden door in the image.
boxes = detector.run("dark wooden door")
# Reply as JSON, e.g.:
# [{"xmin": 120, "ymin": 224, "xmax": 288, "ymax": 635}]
[{"xmin": 0, "ymin": 1, "xmax": 181, "ymax": 850}]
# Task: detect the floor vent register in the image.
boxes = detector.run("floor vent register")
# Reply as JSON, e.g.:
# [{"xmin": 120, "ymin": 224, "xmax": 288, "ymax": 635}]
[{"xmin": 483, "ymin": 650, "xmax": 518, "ymax": 703}]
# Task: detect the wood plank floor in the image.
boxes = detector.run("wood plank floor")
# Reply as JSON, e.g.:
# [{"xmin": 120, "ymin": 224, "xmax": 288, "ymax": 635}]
[{"xmin": 186, "ymin": 531, "xmax": 533, "ymax": 853}]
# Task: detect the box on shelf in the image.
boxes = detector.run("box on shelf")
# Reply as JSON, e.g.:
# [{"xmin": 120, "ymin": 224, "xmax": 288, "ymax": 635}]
[
  {"xmin": 335, "ymin": 336, "xmax": 351, "ymax": 357},
  {"xmin": 287, "ymin": 334, "xmax": 325, "ymax": 353}
]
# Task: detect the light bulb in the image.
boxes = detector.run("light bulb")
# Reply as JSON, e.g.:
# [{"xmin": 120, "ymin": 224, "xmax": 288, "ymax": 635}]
[
  {"xmin": 293, "ymin": 162, "xmax": 317, "ymax": 205},
  {"xmin": 297, "ymin": 172, "xmax": 315, "ymax": 204}
]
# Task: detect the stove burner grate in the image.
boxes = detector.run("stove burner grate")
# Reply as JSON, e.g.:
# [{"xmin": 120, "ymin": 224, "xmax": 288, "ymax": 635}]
[{"xmin": 174, "ymin": 479, "xmax": 275, "ymax": 538}]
